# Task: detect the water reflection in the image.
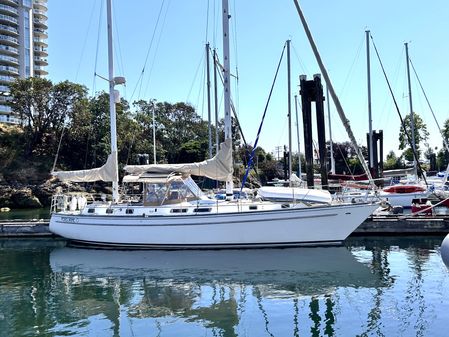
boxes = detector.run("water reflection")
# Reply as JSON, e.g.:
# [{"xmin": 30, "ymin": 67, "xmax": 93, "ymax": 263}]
[{"xmin": 1, "ymin": 237, "xmax": 448, "ymax": 337}]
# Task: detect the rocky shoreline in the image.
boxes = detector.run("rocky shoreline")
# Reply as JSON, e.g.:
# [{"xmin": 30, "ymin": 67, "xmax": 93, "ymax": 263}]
[{"xmin": 0, "ymin": 179, "xmax": 91, "ymax": 210}]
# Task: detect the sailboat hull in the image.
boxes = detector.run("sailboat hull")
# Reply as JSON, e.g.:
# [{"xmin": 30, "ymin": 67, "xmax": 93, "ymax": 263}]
[{"xmin": 49, "ymin": 203, "xmax": 378, "ymax": 249}]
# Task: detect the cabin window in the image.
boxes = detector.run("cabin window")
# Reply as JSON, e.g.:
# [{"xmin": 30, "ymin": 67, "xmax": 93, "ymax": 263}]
[
  {"xmin": 249, "ymin": 205, "xmax": 258, "ymax": 210},
  {"xmin": 87, "ymin": 208, "xmax": 95, "ymax": 214},
  {"xmin": 106, "ymin": 208, "xmax": 113, "ymax": 214},
  {"xmin": 193, "ymin": 208, "xmax": 212, "ymax": 213},
  {"xmin": 171, "ymin": 208, "xmax": 187, "ymax": 213},
  {"xmin": 126, "ymin": 209, "xmax": 134, "ymax": 214}
]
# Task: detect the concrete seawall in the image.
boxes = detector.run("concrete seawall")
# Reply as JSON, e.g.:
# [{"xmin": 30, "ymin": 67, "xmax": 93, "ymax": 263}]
[{"xmin": 1, "ymin": 215, "xmax": 449, "ymax": 238}]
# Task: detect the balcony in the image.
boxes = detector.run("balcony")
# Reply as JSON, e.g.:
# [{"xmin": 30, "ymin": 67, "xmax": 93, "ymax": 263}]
[
  {"xmin": 33, "ymin": 9, "xmax": 47, "ymax": 19},
  {"xmin": 1, "ymin": 0, "xmax": 19, "ymax": 7},
  {"xmin": 33, "ymin": 47, "xmax": 47, "ymax": 56},
  {"xmin": 0, "ymin": 64, "xmax": 18, "ymax": 75},
  {"xmin": 0, "ymin": 13, "xmax": 18, "ymax": 25},
  {"xmin": 33, "ymin": 18, "xmax": 47, "ymax": 28},
  {"xmin": 33, "ymin": 0, "xmax": 47, "ymax": 10},
  {"xmin": 33, "ymin": 37, "xmax": 47, "ymax": 46},
  {"xmin": 0, "ymin": 4, "xmax": 18, "ymax": 16},
  {"xmin": 0, "ymin": 34, "xmax": 18, "ymax": 46},
  {"xmin": 0, "ymin": 24, "xmax": 18, "ymax": 36},
  {"xmin": 0, "ymin": 54, "xmax": 18, "ymax": 65},
  {"xmin": 0, "ymin": 74, "xmax": 15, "ymax": 83},
  {"xmin": 0, "ymin": 112, "xmax": 21, "ymax": 125},
  {"xmin": 0, "ymin": 104, "xmax": 12, "ymax": 113},
  {"xmin": 34, "ymin": 65, "xmax": 48, "ymax": 76},
  {"xmin": 0, "ymin": 44, "xmax": 18, "ymax": 55},
  {"xmin": 33, "ymin": 27, "xmax": 47, "ymax": 38},
  {"xmin": 34, "ymin": 56, "xmax": 47, "ymax": 65}
]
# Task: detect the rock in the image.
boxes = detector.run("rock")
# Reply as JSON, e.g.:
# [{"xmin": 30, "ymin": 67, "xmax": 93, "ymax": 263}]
[{"xmin": 10, "ymin": 188, "xmax": 42, "ymax": 208}]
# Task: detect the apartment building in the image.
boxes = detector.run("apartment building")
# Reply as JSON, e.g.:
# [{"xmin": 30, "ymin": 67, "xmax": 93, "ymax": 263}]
[{"xmin": 0, "ymin": 0, "xmax": 48, "ymax": 124}]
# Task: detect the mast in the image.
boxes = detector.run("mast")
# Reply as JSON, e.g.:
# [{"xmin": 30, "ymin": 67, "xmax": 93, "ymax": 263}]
[
  {"xmin": 106, "ymin": 0, "xmax": 119, "ymax": 203},
  {"xmin": 206, "ymin": 43, "xmax": 213, "ymax": 158},
  {"xmin": 405, "ymin": 42, "xmax": 417, "ymax": 178},
  {"xmin": 294, "ymin": 94, "xmax": 302, "ymax": 178},
  {"xmin": 326, "ymin": 86, "xmax": 335, "ymax": 174},
  {"xmin": 292, "ymin": 0, "xmax": 374, "ymax": 186},
  {"xmin": 213, "ymin": 49, "xmax": 219, "ymax": 155},
  {"xmin": 366, "ymin": 30, "xmax": 373, "ymax": 171},
  {"xmin": 222, "ymin": 0, "xmax": 233, "ymax": 196},
  {"xmin": 287, "ymin": 39, "xmax": 292, "ymax": 186},
  {"xmin": 152, "ymin": 102, "xmax": 157, "ymax": 164}
]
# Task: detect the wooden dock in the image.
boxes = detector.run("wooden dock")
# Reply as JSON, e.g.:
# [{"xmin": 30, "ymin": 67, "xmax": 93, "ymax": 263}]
[
  {"xmin": 0, "ymin": 219, "xmax": 53, "ymax": 237},
  {"xmin": 354, "ymin": 215, "xmax": 449, "ymax": 235}
]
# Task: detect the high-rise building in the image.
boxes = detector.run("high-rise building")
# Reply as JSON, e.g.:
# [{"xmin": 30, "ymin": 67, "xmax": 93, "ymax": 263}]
[{"xmin": 0, "ymin": 0, "xmax": 48, "ymax": 124}]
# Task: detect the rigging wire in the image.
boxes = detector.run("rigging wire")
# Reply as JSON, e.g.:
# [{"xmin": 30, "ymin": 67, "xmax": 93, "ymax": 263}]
[
  {"xmin": 113, "ymin": 2, "xmax": 126, "ymax": 98},
  {"xmin": 129, "ymin": 0, "xmax": 166, "ymax": 102},
  {"xmin": 369, "ymin": 33, "xmax": 427, "ymax": 184},
  {"xmin": 409, "ymin": 58, "xmax": 449, "ymax": 153},
  {"xmin": 291, "ymin": 44, "xmax": 309, "ymax": 75},
  {"xmin": 91, "ymin": 0, "xmax": 104, "ymax": 96},
  {"xmin": 205, "ymin": 0, "xmax": 210, "ymax": 42},
  {"xmin": 142, "ymin": 0, "xmax": 171, "ymax": 99},
  {"xmin": 240, "ymin": 43, "xmax": 287, "ymax": 190},
  {"xmin": 340, "ymin": 33, "xmax": 365, "ymax": 98},
  {"xmin": 75, "ymin": 0, "xmax": 99, "ymax": 82},
  {"xmin": 186, "ymin": 51, "xmax": 205, "ymax": 103},
  {"xmin": 231, "ymin": 0, "xmax": 240, "ymax": 118}
]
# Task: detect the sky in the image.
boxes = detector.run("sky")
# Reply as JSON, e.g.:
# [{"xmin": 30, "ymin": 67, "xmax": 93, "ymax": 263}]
[{"xmin": 47, "ymin": 0, "xmax": 449, "ymax": 158}]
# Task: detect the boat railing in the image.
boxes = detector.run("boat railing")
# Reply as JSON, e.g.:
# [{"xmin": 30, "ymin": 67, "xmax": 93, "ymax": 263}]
[{"xmin": 50, "ymin": 192, "xmax": 106, "ymax": 213}]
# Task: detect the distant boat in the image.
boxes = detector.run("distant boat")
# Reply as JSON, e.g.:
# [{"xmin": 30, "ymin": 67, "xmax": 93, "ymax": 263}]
[
  {"xmin": 257, "ymin": 186, "xmax": 332, "ymax": 204},
  {"xmin": 48, "ymin": 0, "xmax": 378, "ymax": 249}
]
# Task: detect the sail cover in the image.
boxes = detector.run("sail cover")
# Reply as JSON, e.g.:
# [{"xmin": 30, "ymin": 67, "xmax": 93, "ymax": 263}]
[
  {"xmin": 124, "ymin": 139, "xmax": 233, "ymax": 181},
  {"xmin": 52, "ymin": 152, "xmax": 118, "ymax": 182}
]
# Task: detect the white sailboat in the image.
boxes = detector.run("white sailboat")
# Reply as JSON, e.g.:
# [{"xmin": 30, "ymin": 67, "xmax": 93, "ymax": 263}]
[{"xmin": 49, "ymin": 0, "xmax": 378, "ymax": 249}]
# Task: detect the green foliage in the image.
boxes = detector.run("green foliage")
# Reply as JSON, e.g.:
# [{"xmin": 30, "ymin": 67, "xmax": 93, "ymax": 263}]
[
  {"xmin": 398, "ymin": 113, "xmax": 429, "ymax": 157},
  {"xmin": 2, "ymin": 78, "xmax": 280, "ymax": 185},
  {"xmin": 328, "ymin": 141, "xmax": 366, "ymax": 174},
  {"xmin": 10, "ymin": 78, "xmax": 88, "ymax": 157},
  {"xmin": 383, "ymin": 150, "xmax": 402, "ymax": 170}
]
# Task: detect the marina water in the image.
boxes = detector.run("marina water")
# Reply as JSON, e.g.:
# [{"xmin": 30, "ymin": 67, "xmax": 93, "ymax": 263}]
[{"xmin": 1, "ymin": 236, "xmax": 448, "ymax": 337}]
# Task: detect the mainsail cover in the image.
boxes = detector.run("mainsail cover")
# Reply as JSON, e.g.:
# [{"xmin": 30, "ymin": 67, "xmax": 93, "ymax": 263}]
[
  {"xmin": 52, "ymin": 152, "xmax": 118, "ymax": 182},
  {"xmin": 124, "ymin": 139, "xmax": 233, "ymax": 181}
]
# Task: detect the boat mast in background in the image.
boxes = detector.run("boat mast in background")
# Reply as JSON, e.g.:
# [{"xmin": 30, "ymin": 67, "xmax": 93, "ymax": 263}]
[
  {"xmin": 221, "ymin": 0, "xmax": 233, "ymax": 197},
  {"xmin": 326, "ymin": 86, "xmax": 335, "ymax": 174},
  {"xmin": 106, "ymin": 0, "xmax": 119, "ymax": 203},
  {"xmin": 366, "ymin": 30, "xmax": 373, "ymax": 173},
  {"xmin": 213, "ymin": 49, "xmax": 219, "ymax": 156},
  {"xmin": 287, "ymin": 39, "xmax": 293, "ymax": 186},
  {"xmin": 294, "ymin": 95, "xmax": 302, "ymax": 178},
  {"xmin": 292, "ymin": 0, "xmax": 374, "ymax": 187},
  {"xmin": 206, "ymin": 43, "xmax": 213, "ymax": 159},
  {"xmin": 405, "ymin": 42, "xmax": 417, "ymax": 178}
]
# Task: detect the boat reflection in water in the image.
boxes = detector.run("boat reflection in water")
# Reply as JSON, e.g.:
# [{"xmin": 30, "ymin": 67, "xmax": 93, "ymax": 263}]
[
  {"xmin": 2, "ymin": 237, "xmax": 448, "ymax": 337},
  {"xmin": 48, "ymin": 246, "xmax": 384, "ymax": 337},
  {"xmin": 50, "ymin": 246, "xmax": 378, "ymax": 294}
]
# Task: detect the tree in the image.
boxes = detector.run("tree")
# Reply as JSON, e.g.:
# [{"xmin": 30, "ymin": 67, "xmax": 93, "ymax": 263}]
[
  {"xmin": 10, "ymin": 78, "xmax": 88, "ymax": 157},
  {"xmin": 384, "ymin": 150, "xmax": 402, "ymax": 170},
  {"xmin": 398, "ymin": 113, "xmax": 429, "ymax": 158}
]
